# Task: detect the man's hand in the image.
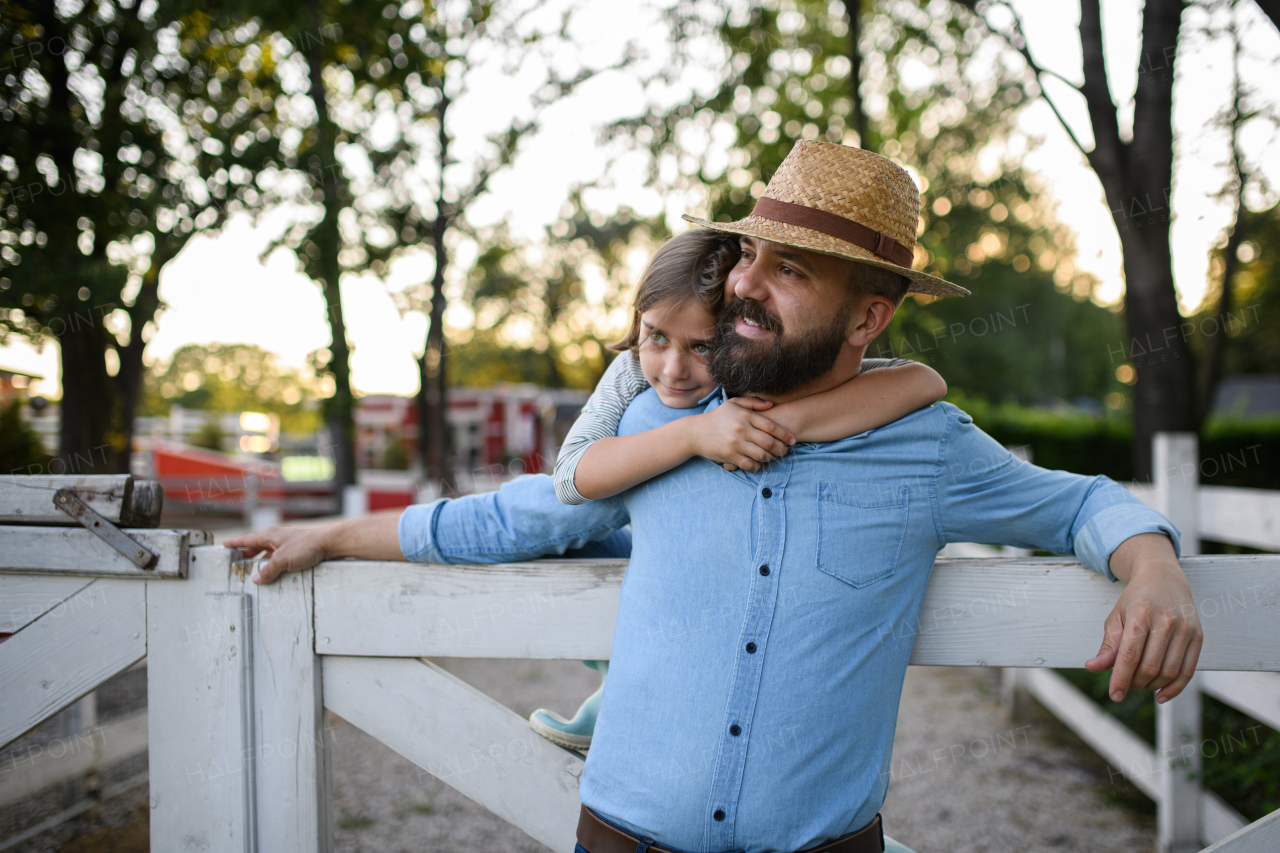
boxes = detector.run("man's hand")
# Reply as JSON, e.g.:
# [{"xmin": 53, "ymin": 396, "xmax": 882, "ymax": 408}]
[
  {"xmin": 224, "ymin": 526, "xmax": 330, "ymax": 585},
  {"xmin": 1085, "ymin": 533, "xmax": 1203, "ymax": 704},
  {"xmin": 225, "ymin": 514, "xmax": 407, "ymax": 584}
]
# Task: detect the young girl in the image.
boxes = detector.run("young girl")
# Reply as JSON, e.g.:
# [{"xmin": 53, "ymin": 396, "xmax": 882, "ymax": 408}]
[{"xmin": 528, "ymin": 228, "xmax": 947, "ymax": 751}]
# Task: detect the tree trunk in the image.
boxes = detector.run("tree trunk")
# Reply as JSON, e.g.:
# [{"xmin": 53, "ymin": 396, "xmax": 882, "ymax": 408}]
[
  {"xmin": 112, "ymin": 238, "xmax": 171, "ymax": 474},
  {"xmin": 842, "ymin": 0, "xmax": 869, "ymax": 149},
  {"xmin": 416, "ymin": 89, "xmax": 453, "ymax": 493},
  {"xmin": 422, "ymin": 91, "xmax": 453, "ymax": 493},
  {"xmin": 1077, "ymin": 0, "xmax": 1194, "ymax": 481},
  {"xmin": 306, "ymin": 0, "xmax": 357, "ymax": 507},
  {"xmin": 57, "ymin": 319, "xmax": 115, "ymax": 475}
]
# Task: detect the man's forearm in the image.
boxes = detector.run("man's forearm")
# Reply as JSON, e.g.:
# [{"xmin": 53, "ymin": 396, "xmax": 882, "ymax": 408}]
[{"xmin": 320, "ymin": 513, "xmax": 407, "ymax": 562}]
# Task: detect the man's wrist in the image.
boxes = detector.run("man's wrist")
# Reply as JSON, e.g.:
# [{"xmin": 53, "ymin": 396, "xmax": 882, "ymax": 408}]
[
  {"xmin": 1109, "ymin": 532, "xmax": 1179, "ymax": 583},
  {"xmin": 316, "ymin": 521, "xmax": 343, "ymax": 562}
]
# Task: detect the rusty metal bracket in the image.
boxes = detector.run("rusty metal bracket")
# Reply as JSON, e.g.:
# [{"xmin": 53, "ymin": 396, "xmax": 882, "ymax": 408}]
[{"xmin": 53, "ymin": 488, "xmax": 159, "ymax": 570}]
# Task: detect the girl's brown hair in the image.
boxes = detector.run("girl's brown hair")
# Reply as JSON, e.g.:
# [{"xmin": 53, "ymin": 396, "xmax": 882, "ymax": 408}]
[{"xmin": 610, "ymin": 229, "xmax": 741, "ymax": 354}]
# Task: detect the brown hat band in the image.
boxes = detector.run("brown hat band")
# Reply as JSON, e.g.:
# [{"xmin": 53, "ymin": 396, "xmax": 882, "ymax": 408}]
[{"xmin": 750, "ymin": 196, "xmax": 914, "ymax": 269}]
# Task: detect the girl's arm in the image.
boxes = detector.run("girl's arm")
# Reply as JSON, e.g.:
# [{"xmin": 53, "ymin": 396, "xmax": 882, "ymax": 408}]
[
  {"xmin": 572, "ymin": 398, "xmax": 794, "ymax": 501},
  {"xmin": 553, "ymin": 351, "xmax": 650, "ymax": 504},
  {"xmin": 764, "ymin": 360, "xmax": 947, "ymax": 442}
]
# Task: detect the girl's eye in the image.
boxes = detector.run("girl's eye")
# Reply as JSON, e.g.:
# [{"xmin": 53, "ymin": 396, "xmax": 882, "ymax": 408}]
[
  {"xmin": 693, "ymin": 343, "xmax": 710, "ymax": 355},
  {"xmin": 650, "ymin": 332, "xmax": 667, "ymax": 345}
]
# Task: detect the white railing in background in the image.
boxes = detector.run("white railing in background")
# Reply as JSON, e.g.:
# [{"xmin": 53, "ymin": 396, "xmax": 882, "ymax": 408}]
[
  {"xmin": 1001, "ymin": 432, "xmax": 1280, "ymax": 853},
  {"xmin": 1, "ymin": 448, "xmax": 1278, "ymax": 853}
]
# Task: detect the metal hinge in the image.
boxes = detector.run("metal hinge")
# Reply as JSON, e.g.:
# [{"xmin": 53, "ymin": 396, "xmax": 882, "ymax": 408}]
[{"xmin": 53, "ymin": 488, "xmax": 159, "ymax": 570}]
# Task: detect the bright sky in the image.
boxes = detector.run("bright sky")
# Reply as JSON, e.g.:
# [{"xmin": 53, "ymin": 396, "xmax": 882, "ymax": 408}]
[{"xmin": 5, "ymin": 0, "xmax": 1278, "ymax": 399}]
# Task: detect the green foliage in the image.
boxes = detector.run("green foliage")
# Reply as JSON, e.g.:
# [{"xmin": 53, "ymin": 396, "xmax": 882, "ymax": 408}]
[
  {"xmin": 191, "ymin": 415, "xmax": 226, "ymax": 452},
  {"xmin": 0, "ymin": 400, "xmax": 47, "ymax": 475},
  {"xmin": 1058, "ymin": 669, "xmax": 1280, "ymax": 822},
  {"xmin": 951, "ymin": 390, "xmax": 1134, "ymax": 479},
  {"xmin": 454, "ymin": 203, "xmax": 669, "ymax": 390},
  {"xmin": 609, "ymin": 0, "xmax": 1125, "ymax": 409},
  {"xmin": 142, "ymin": 343, "xmax": 322, "ymax": 434},
  {"xmin": 381, "ymin": 439, "xmax": 409, "ymax": 471},
  {"xmin": 953, "ymin": 392, "xmax": 1280, "ymax": 488},
  {"xmin": 0, "ymin": 1, "xmax": 290, "ymax": 455},
  {"xmin": 1191, "ymin": 203, "xmax": 1280, "ymax": 376}
]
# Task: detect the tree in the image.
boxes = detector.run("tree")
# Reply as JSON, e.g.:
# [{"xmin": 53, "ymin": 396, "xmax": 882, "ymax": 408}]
[
  {"xmin": 608, "ymin": 0, "xmax": 1127, "ymax": 409},
  {"xmin": 970, "ymin": 0, "xmax": 1280, "ymax": 476},
  {"xmin": 458, "ymin": 202, "xmax": 664, "ymax": 391},
  {"xmin": 142, "ymin": 342, "xmax": 323, "ymax": 434},
  {"xmin": 1, "ymin": 1, "xmax": 280, "ymax": 471},
  {"xmin": 353, "ymin": 5, "xmax": 633, "ymax": 493}
]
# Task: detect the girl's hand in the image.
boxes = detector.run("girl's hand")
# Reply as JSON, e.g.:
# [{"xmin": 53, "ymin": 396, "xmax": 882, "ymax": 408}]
[{"xmin": 685, "ymin": 398, "xmax": 796, "ymax": 472}]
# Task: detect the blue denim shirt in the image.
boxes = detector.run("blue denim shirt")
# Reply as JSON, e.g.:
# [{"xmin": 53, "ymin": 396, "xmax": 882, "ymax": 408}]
[{"xmin": 400, "ymin": 391, "xmax": 1179, "ymax": 853}]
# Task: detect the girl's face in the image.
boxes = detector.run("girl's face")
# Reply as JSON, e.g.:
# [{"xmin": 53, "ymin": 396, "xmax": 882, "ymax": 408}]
[{"xmin": 637, "ymin": 297, "xmax": 717, "ymax": 408}]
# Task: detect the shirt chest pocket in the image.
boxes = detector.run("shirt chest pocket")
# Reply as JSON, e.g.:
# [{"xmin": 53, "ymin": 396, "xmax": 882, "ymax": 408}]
[{"xmin": 815, "ymin": 482, "xmax": 909, "ymax": 589}]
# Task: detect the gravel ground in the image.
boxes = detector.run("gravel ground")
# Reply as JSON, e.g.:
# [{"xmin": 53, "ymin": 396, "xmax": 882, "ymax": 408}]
[{"xmin": 4, "ymin": 660, "xmax": 1155, "ymax": 852}]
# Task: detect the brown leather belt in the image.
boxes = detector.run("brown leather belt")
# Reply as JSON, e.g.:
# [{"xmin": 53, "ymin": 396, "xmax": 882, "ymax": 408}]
[{"xmin": 577, "ymin": 805, "xmax": 884, "ymax": 853}]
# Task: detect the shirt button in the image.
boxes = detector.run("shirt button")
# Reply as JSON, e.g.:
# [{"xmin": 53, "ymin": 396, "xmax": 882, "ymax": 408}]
[
  {"xmin": 745, "ymin": 642, "xmax": 757, "ymax": 653},
  {"xmin": 761, "ymin": 488, "xmax": 772, "ymax": 498},
  {"xmin": 759, "ymin": 565, "xmax": 770, "ymax": 576},
  {"xmin": 713, "ymin": 809, "xmax": 725, "ymax": 822},
  {"xmin": 730, "ymin": 724, "xmax": 741, "ymax": 736}
]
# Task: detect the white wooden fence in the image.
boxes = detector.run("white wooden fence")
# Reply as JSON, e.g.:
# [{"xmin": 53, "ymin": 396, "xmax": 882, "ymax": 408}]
[
  {"xmin": 2, "ymin": 445, "xmax": 1278, "ymax": 853},
  {"xmin": 999, "ymin": 433, "xmax": 1280, "ymax": 853}
]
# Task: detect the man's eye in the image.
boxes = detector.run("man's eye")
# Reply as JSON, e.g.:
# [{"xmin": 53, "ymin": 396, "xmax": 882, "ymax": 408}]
[{"xmin": 780, "ymin": 265, "xmax": 796, "ymax": 276}]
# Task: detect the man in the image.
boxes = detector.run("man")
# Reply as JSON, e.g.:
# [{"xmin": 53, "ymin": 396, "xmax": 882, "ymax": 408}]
[{"xmin": 230, "ymin": 142, "xmax": 1201, "ymax": 853}]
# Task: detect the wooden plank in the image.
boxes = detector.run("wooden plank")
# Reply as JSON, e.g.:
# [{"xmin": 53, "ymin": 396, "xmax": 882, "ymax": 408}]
[
  {"xmin": 1200, "ymin": 671, "xmax": 1280, "ymax": 733},
  {"xmin": 0, "ymin": 710, "xmax": 148, "ymax": 808},
  {"xmin": 1199, "ymin": 486, "xmax": 1280, "ymax": 552},
  {"xmin": 908, "ymin": 556, "xmax": 1280, "ymax": 670},
  {"xmin": 0, "ymin": 575, "xmax": 94, "ymax": 633},
  {"xmin": 1201, "ymin": 791, "xmax": 1249, "ymax": 847},
  {"xmin": 323, "ymin": 656, "xmax": 582, "ymax": 853},
  {"xmin": 1153, "ymin": 433, "xmax": 1201, "ymax": 557},
  {"xmin": 0, "ymin": 475, "xmax": 132, "ymax": 525},
  {"xmin": 1157, "ymin": 675, "xmax": 1203, "ymax": 853},
  {"xmin": 147, "ymin": 546, "xmax": 257, "ymax": 853},
  {"xmin": 313, "ymin": 556, "xmax": 1278, "ymax": 668},
  {"xmin": 313, "ymin": 559, "xmax": 625, "ymax": 659},
  {"xmin": 0, "ymin": 579, "xmax": 146, "ymax": 748},
  {"xmin": 244, "ymin": 559, "xmax": 332, "ymax": 853},
  {"xmin": 1019, "ymin": 667, "xmax": 1161, "ymax": 799},
  {"xmin": 0, "ymin": 527, "xmax": 209, "ymax": 579},
  {"xmin": 1019, "ymin": 669, "xmax": 1249, "ymax": 848},
  {"xmin": 1199, "ymin": 806, "xmax": 1280, "ymax": 853}
]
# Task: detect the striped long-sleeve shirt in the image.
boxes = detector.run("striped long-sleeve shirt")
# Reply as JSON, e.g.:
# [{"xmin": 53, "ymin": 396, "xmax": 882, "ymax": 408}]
[{"xmin": 553, "ymin": 351, "xmax": 910, "ymax": 505}]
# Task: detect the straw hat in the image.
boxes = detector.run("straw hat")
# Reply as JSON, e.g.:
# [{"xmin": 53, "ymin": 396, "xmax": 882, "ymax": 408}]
[{"xmin": 683, "ymin": 140, "xmax": 970, "ymax": 298}]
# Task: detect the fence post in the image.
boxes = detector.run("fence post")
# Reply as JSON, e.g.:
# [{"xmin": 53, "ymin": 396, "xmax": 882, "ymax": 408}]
[
  {"xmin": 147, "ymin": 546, "xmax": 258, "ymax": 851},
  {"xmin": 1152, "ymin": 432, "xmax": 1202, "ymax": 853}
]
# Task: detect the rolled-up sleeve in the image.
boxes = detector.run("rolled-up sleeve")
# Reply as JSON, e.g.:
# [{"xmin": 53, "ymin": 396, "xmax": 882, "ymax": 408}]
[
  {"xmin": 936, "ymin": 410, "xmax": 1181, "ymax": 581},
  {"xmin": 398, "ymin": 473, "xmax": 629, "ymax": 564}
]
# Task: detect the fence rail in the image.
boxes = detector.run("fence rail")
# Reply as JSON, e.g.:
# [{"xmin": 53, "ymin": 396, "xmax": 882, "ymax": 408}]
[
  {"xmin": 2, "ymin": 439, "xmax": 1278, "ymax": 852},
  {"xmin": 1000, "ymin": 433, "xmax": 1280, "ymax": 853}
]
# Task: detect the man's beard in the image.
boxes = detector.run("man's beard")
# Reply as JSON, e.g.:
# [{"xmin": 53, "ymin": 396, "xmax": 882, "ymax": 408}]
[{"xmin": 710, "ymin": 297, "xmax": 855, "ymax": 397}]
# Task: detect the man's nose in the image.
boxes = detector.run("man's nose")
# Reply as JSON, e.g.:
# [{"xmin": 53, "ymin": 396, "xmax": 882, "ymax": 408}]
[{"xmin": 732, "ymin": 259, "xmax": 769, "ymax": 303}]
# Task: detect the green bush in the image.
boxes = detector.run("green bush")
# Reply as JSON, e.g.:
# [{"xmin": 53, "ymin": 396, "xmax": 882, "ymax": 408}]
[
  {"xmin": 0, "ymin": 401, "xmax": 48, "ymax": 475},
  {"xmin": 948, "ymin": 391, "xmax": 1280, "ymax": 490},
  {"xmin": 1058, "ymin": 669, "xmax": 1280, "ymax": 821}
]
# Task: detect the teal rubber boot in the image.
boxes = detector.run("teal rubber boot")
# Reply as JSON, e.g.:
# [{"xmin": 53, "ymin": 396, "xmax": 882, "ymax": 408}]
[{"xmin": 528, "ymin": 660, "xmax": 608, "ymax": 751}]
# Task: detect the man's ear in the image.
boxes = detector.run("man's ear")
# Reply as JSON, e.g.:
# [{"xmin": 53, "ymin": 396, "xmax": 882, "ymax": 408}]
[{"xmin": 846, "ymin": 295, "xmax": 897, "ymax": 347}]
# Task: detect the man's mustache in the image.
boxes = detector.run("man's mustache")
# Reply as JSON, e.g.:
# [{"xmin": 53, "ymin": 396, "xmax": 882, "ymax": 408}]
[{"xmin": 722, "ymin": 298, "xmax": 783, "ymax": 336}]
